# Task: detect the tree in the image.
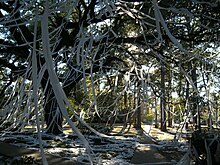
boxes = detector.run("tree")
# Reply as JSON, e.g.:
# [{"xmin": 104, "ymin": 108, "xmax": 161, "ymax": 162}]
[
  {"xmin": 1, "ymin": 1, "xmax": 220, "ymax": 164},
  {"xmin": 1, "ymin": 0, "xmax": 220, "ymax": 135},
  {"xmin": 0, "ymin": 0, "xmax": 130, "ymax": 134}
]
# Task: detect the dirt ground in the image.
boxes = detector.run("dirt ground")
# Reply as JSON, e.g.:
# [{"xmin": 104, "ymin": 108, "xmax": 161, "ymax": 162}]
[
  {"xmin": 112, "ymin": 124, "xmax": 187, "ymax": 164},
  {"xmin": 0, "ymin": 124, "xmax": 188, "ymax": 164}
]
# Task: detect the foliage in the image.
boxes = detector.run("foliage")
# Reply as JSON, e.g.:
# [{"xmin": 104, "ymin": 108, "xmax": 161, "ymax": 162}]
[
  {"xmin": 142, "ymin": 108, "xmax": 154, "ymax": 124},
  {"xmin": 0, "ymin": 0, "xmax": 220, "ymax": 163}
]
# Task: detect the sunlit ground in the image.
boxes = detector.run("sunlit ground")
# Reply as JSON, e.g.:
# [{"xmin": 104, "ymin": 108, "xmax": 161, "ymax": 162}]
[{"xmin": 0, "ymin": 123, "xmax": 190, "ymax": 164}]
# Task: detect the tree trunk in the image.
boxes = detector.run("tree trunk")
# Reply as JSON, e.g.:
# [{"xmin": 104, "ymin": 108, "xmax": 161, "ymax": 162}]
[
  {"xmin": 42, "ymin": 71, "xmax": 63, "ymax": 135},
  {"xmin": 133, "ymin": 85, "xmax": 137, "ymax": 127},
  {"xmin": 119, "ymin": 92, "xmax": 129, "ymax": 133},
  {"xmin": 191, "ymin": 62, "xmax": 201, "ymax": 130},
  {"xmin": 40, "ymin": 62, "xmax": 94, "ymax": 135},
  {"xmin": 44, "ymin": 95, "xmax": 63, "ymax": 135},
  {"xmin": 136, "ymin": 95, "xmax": 142, "ymax": 129},
  {"xmin": 208, "ymin": 94, "xmax": 213, "ymax": 130},
  {"xmin": 168, "ymin": 105, "xmax": 172, "ymax": 127},
  {"xmin": 216, "ymin": 100, "xmax": 218, "ymax": 128},
  {"xmin": 160, "ymin": 61, "xmax": 166, "ymax": 131},
  {"xmin": 168, "ymin": 68, "xmax": 172, "ymax": 127},
  {"xmin": 153, "ymin": 96, "xmax": 159, "ymax": 128},
  {"xmin": 134, "ymin": 81, "xmax": 141, "ymax": 129}
]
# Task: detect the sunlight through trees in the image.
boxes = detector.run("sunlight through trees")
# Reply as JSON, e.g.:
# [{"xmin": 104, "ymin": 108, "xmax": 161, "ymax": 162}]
[{"xmin": 0, "ymin": 0, "xmax": 220, "ymax": 164}]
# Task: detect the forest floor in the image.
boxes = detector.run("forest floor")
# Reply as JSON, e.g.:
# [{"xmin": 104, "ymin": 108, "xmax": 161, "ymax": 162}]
[
  {"xmin": 0, "ymin": 124, "xmax": 189, "ymax": 164},
  {"xmin": 113, "ymin": 124, "xmax": 188, "ymax": 164}
]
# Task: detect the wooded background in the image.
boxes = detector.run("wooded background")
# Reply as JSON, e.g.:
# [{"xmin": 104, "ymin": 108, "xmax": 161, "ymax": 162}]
[{"xmin": 0, "ymin": 0, "xmax": 219, "ymax": 140}]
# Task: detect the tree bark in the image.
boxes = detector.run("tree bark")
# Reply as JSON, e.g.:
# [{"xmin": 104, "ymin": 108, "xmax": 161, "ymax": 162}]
[
  {"xmin": 134, "ymin": 81, "xmax": 142, "ymax": 129},
  {"xmin": 168, "ymin": 68, "xmax": 172, "ymax": 127},
  {"xmin": 168, "ymin": 106, "xmax": 172, "ymax": 127},
  {"xmin": 136, "ymin": 95, "xmax": 142, "ymax": 129},
  {"xmin": 41, "ymin": 71, "xmax": 63, "ymax": 135},
  {"xmin": 154, "ymin": 96, "xmax": 159, "ymax": 128},
  {"xmin": 160, "ymin": 61, "xmax": 166, "ymax": 131},
  {"xmin": 191, "ymin": 61, "xmax": 201, "ymax": 130}
]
